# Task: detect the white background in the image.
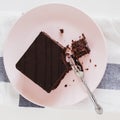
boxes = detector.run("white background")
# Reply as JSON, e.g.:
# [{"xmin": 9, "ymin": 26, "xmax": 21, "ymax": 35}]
[
  {"xmin": 0, "ymin": 0, "xmax": 120, "ymax": 17},
  {"xmin": 0, "ymin": 0, "xmax": 120, "ymax": 119}
]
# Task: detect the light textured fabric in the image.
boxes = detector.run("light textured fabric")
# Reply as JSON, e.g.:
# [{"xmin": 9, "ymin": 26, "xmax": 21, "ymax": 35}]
[
  {"xmin": 98, "ymin": 63, "xmax": 120, "ymax": 90},
  {"xmin": 0, "ymin": 12, "xmax": 120, "ymax": 111},
  {"xmin": 94, "ymin": 17, "xmax": 120, "ymax": 64}
]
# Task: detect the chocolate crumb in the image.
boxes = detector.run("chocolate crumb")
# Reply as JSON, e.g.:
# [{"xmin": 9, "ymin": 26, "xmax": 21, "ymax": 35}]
[
  {"xmin": 71, "ymin": 33, "xmax": 90, "ymax": 59},
  {"xmin": 60, "ymin": 29, "xmax": 64, "ymax": 33},
  {"xmin": 72, "ymin": 40, "xmax": 74, "ymax": 42},
  {"xmin": 94, "ymin": 64, "xmax": 97, "ymax": 67},
  {"xmin": 73, "ymin": 80, "xmax": 75, "ymax": 82},
  {"xmin": 66, "ymin": 45, "xmax": 70, "ymax": 48},
  {"xmin": 85, "ymin": 68, "xmax": 89, "ymax": 71},
  {"xmin": 82, "ymin": 33, "xmax": 86, "ymax": 39},
  {"xmin": 64, "ymin": 84, "xmax": 67, "ymax": 87},
  {"xmin": 89, "ymin": 59, "xmax": 92, "ymax": 63}
]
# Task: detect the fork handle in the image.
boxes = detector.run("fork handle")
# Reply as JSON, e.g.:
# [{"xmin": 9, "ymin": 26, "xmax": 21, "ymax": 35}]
[
  {"xmin": 66, "ymin": 54, "xmax": 103, "ymax": 114},
  {"xmin": 82, "ymin": 80, "xmax": 103, "ymax": 114}
]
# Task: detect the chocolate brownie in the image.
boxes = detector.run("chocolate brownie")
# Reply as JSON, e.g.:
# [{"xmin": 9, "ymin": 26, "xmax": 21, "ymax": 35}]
[
  {"xmin": 16, "ymin": 31, "xmax": 90, "ymax": 93},
  {"xmin": 71, "ymin": 34, "xmax": 90, "ymax": 59},
  {"xmin": 16, "ymin": 32, "xmax": 71, "ymax": 93}
]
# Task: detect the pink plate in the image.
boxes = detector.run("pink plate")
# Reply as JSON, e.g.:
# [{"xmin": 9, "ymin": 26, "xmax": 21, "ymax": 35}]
[{"xmin": 3, "ymin": 4, "xmax": 107, "ymax": 107}]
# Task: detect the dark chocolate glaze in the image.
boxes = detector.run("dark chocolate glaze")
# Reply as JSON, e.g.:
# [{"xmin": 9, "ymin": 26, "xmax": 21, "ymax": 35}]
[{"xmin": 16, "ymin": 32, "xmax": 71, "ymax": 93}]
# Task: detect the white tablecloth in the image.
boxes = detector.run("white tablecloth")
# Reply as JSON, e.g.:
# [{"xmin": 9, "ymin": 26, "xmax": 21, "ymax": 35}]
[{"xmin": 0, "ymin": 12, "xmax": 120, "ymax": 112}]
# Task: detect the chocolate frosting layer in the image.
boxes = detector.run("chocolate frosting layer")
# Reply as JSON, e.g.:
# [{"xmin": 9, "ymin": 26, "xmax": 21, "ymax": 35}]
[{"xmin": 16, "ymin": 32, "xmax": 71, "ymax": 93}]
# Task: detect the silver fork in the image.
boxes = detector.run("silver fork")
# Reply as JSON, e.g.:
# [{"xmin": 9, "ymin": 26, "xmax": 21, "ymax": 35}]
[{"xmin": 66, "ymin": 53, "xmax": 103, "ymax": 114}]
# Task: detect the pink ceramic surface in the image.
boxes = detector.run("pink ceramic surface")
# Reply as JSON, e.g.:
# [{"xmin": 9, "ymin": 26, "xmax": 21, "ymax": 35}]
[{"xmin": 3, "ymin": 4, "xmax": 107, "ymax": 107}]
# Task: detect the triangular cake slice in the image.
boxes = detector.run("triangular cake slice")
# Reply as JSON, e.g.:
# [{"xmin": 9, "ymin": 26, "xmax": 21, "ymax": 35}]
[{"xmin": 16, "ymin": 32, "xmax": 71, "ymax": 93}]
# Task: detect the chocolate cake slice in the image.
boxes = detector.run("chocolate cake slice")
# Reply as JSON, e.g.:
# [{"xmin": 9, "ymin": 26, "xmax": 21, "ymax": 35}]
[
  {"xmin": 71, "ymin": 34, "xmax": 90, "ymax": 59},
  {"xmin": 65, "ymin": 33, "xmax": 90, "ymax": 71},
  {"xmin": 16, "ymin": 32, "xmax": 71, "ymax": 93}
]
